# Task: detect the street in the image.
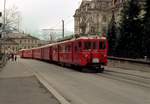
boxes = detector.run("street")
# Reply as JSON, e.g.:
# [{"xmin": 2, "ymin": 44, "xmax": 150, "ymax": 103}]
[{"xmin": 20, "ymin": 58, "xmax": 150, "ymax": 104}]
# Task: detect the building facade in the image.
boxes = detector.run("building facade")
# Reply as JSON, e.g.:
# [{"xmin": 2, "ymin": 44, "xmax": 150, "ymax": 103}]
[
  {"xmin": 0, "ymin": 33, "xmax": 41, "ymax": 53},
  {"xmin": 74, "ymin": 0, "xmax": 144, "ymax": 35}
]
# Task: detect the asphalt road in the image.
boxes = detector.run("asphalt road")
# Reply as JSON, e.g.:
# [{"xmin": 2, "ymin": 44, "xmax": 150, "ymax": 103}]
[{"xmin": 21, "ymin": 58, "xmax": 150, "ymax": 104}]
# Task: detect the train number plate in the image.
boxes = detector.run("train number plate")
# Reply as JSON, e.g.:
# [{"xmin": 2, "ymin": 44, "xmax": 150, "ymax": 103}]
[{"xmin": 92, "ymin": 58, "xmax": 99, "ymax": 63}]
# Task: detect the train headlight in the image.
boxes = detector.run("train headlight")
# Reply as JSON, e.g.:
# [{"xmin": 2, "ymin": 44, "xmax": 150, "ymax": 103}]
[{"xmin": 92, "ymin": 58, "xmax": 99, "ymax": 63}]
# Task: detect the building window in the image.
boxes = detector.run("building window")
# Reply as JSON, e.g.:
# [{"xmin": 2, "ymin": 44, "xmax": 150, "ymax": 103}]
[{"xmin": 35, "ymin": 40, "xmax": 37, "ymax": 44}]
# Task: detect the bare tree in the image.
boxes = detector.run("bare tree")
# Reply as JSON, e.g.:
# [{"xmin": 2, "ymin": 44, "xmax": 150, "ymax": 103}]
[{"xmin": 4, "ymin": 5, "xmax": 21, "ymax": 33}]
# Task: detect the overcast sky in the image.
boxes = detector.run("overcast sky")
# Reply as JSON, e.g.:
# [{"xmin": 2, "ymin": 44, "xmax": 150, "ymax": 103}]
[{"xmin": 0, "ymin": 0, "xmax": 82, "ymax": 38}]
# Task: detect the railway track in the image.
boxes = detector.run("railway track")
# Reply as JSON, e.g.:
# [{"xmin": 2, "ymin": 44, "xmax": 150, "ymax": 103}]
[{"xmin": 97, "ymin": 69, "xmax": 150, "ymax": 89}]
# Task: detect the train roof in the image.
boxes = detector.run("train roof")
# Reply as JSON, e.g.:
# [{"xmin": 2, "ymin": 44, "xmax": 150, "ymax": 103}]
[
  {"xmin": 75, "ymin": 36, "xmax": 107, "ymax": 40},
  {"xmin": 19, "ymin": 48, "xmax": 32, "ymax": 51},
  {"xmin": 59, "ymin": 36, "xmax": 107, "ymax": 43},
  {"xmin": 38, "ymin": 36, "xmax": 107, "ymax": 47},
  {"xmin": 39, "ymin": 44, "xmax": 53, "ymax": 48},
  {"xmin": 20, "ymin": 36, "xmax": 107, "ymax": 50}
]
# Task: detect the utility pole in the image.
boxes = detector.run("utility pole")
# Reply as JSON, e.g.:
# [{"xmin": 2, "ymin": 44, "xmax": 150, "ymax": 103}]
[
  {"xmin": 49, "ymin": 31, "xmax": 53, "ymax": 42},
  {"xmin": 3, "ymin": 0, "xmax": 6, "ymax": 32},
  {"xmin": 0, "ymin": 12, "xmax": 2, "ymax": 35},
  {"xmin": 0, "ymin": 12, "xmax": 2, "ymax": 53},
  {"xmin": 18, "ymin": 15, "xmax": 20, "ymax": 32},
  {"xmin": 62, "ymin": 20, "xmax": 64, "ymax": 38}
]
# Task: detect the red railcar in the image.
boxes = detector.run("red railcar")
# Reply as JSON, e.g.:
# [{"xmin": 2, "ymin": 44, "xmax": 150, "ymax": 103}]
[
  {"xmin": 19, "ymin": 36, "xmax": 108, "ymax": 72},
  {"xmin": 57, "ymin": 36, "xmax": 108, "ymax": 72},
  {"xmin": 41, "ymin": 44, "xmax": 52, "ymax": 61},
  {"xmin": 59, "ymin": 40, "xmax": 73, "ymax": 64},
  {"xmin": 51, "ymin": 44, "xmax": 59, "ymax": 62},
  {"xmin": 19, "ymin": 49, "xmax": 32, "ymax": 58},
  {"xmin": 32, "ymin": 47, "xmax": 42, "ymax": 59},
  {"xmin": 24, "ymin": 49, "xmax": 33, "ymax": 58}
]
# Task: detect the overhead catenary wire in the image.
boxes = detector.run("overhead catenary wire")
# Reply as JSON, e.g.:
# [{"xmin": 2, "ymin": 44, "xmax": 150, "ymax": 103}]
[
  {"xmin": 41, "ymin": 16, "xmax": 74, "ymax": 41},
  {"xmin": 48, "ymin": 16, "xmax": 74, "ymax": 30}
]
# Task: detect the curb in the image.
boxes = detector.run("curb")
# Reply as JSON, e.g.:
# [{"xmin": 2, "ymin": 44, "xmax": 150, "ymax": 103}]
[{"xmin": 34, "ymin": 72, "xmax": 71, "ymax": 104}]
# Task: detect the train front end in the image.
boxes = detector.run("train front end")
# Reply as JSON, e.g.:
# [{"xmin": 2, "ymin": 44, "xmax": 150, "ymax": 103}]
[{"xmin": 80, "ymin": 37, "xmax": 108, "ymax": 72}]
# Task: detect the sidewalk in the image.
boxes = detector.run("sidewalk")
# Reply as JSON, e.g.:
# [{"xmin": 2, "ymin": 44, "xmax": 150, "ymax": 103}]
[{"xmin": 0, "ymin": 60, "xmax": 59, "ymax": 104}]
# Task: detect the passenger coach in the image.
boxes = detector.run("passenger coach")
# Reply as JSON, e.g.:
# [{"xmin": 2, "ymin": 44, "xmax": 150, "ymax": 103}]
[{"xmin": 57, "ymin": 36, "xmax": 108, "ymax": 72}]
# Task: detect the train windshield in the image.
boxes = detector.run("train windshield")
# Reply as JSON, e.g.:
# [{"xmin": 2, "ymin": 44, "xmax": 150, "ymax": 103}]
[
  {"xmin": 84, "ymin": 41, "xmax": 91, "ymax": 50},
  {"xmin": 99, "ymin": 40, "xmax": 106, "ymax": 49},
  {"xmin": 83, "ymin": 41, "xmax": 99, "ymax": 50},
  {"xmin": 92, "ymin": 41, "xmax": 97, "ymax": 49}
]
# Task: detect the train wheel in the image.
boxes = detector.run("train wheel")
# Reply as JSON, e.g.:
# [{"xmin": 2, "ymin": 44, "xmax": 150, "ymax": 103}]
[
  {"xmin": 96, "ymin": 65, "xmax": 104, "ymax": 73},
  {"xmin": 81, "ymin": 67, "xmax": 87, "ymax": 72},
  {"xmin": 60, "ymin": 63, "xmax": 65, "ymax": 67}
]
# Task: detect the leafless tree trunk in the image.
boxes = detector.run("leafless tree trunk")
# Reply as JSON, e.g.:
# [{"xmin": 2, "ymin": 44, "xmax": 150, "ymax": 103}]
[{"xmin": 4, "ymin": 5, "xmax": 21, "ymax": 33}]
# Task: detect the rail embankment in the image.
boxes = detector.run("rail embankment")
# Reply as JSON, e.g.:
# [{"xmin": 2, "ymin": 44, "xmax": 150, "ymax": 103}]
[{"xmin": 108, "ymin": 56, "xmax": 150, "ymax": 72}]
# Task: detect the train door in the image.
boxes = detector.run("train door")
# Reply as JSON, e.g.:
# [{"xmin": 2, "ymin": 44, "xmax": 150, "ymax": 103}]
[
  {"xmin": 73, "ymin": 40, "xmax": 82, "ymax": 65},
  {"xmin": 64, "ymin": 42, "xmax": 72, "ymax": 64},
  {"xmin": 22, "ymin": 50, "xmax": 24, "ymax": 58},
  {"xmin": 57, "ymin": 45, "xmax": 60, "ymax": 62},
  {"xmin": 49, "ymin": 46, "xmax": 52, "ymax": 61},
  {"xmin": 41, "ymin": 48, "xmax": 44, "ymax": 60},
  {"xmin": 31, "ymin": 50, "xmax": 33, "ymax": 59}
]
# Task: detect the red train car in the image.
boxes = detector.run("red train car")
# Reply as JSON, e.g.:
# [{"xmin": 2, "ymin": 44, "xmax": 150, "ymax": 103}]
[
  {"xmin": 41, "ymin": 44, "xmax": 52, "ymax": 61},
  {"xmin": 57, "ymin": 36, "xmax": 108, "ymax": 72},
  {"xmin": 32, "ymin": 47, "xmax": 42, "ymax": 59},
  {"xmin": 24, "ymin": 49, "xmax": 33, "ymax": 58},
  {"xmin": 59, "ymin": 40, "xmax": 73, "ymax": 64},
  {"xmin": 19, "ymin": 36, "xmax": 108, "ymax": 72},
  {"xmin": 19, "ymin": 49, "xmax": 32, "ymax": 58},
  {"xmin": 51, "ymin": 44, "xmax": 59, "ymax": 62}
]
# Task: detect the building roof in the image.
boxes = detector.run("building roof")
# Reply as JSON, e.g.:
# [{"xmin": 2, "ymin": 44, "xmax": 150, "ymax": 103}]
[
  {"xmin": 5, "ymin": 33, "xmax": 39, "ymax": 40},
  {"xmin": 0, "ymin": 38, "xmax": 19, "ymax": 45}
]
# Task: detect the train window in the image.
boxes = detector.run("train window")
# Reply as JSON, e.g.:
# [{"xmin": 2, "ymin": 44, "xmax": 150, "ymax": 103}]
[
  {"xmin": 75, "ymin": 46, "xmax": 77, "ymax": 52},
  {"xmin": 78, "ymin": 42, "xmax": 82, "ymax": 48},
  {"xmin": 93, "ymin": 42, "xmax": 97, "ymax": 49},
  {"xmin": 68, "ymin": 45, "xmax": 71, "ymax": 52},
  {"xmin": 99, "ymin": 41, "xmax": 106, "ymax": 49},
  {"xmin": 84, "ymin": 41, "xmax": 91, "ymax": 50},
  {"xmin": 65, "ymin": 45, "xmax": 67, "ymax": 52},
  {"xmin": 55, "ymin": 47, "xmax": 58, "ymax": 52},
  {"xmin": 59, "ymin": 46, "xmax": 62, "ymax": 52}
]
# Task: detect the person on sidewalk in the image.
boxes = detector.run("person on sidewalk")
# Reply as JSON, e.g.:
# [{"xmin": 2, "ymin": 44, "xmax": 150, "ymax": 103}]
[
  {"xmin": 14, "ymin": 55, "xmax": 17, "ymax": 61},
  {"xmin": 11, "ymin": 53, "xmax": 14, "ymax": 61}
]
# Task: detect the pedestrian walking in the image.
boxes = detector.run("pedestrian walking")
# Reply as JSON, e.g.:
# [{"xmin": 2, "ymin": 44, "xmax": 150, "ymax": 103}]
[
  {"xmin": 11, "ymin": 53, "xmax": 14, "ymax": 61},
  {"xmin": 14, "ymin": 55, "xmax": 17, "ymax": 61}
]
